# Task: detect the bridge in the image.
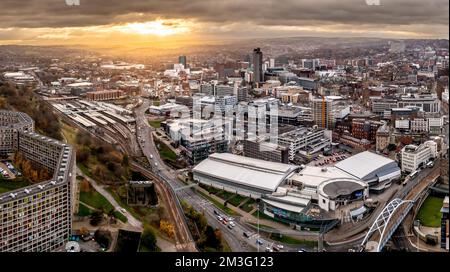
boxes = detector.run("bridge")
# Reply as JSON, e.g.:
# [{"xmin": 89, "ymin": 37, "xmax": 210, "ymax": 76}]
[{"xmin": 361, "ymin": 167, "xmax": 440, "ymax": 252}]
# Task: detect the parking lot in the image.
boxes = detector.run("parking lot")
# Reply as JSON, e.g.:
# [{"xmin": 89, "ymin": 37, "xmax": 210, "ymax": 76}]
[
  {"xmin": 0, "ymin": 161, "xmax": 20, "ymax": 179},
  {"xmin": 309, "ymin": 151, "xmax": 350, "ymax": 167}
]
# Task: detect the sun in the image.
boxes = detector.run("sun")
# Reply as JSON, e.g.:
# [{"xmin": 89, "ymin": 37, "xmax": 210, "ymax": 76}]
[{"xmin": 116, "ymin": 20, "xmax": 189, "ymax": 36}]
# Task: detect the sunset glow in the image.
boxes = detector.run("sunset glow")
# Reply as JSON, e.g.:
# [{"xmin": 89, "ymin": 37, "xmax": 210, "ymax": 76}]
[{"xmin": 115, "ymin": 20, "xmax": 190, "ymax": 36}]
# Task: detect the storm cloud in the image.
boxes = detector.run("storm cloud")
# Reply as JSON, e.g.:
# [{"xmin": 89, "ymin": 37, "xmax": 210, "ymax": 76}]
[{"xmin": 0, "ymin": 0, "xmax": 448, "ymax": 41}]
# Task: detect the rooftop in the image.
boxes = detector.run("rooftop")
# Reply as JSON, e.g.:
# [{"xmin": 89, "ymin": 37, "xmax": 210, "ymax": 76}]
[
  {"xmin": 290, "ymin": 166, "xmax": 356, "ymax": 188},
  {"xmin": 335, "ymin": 151, "xmax": 399, "ymax": 181},
  {"xmin": 193, "ymin": 153, "xmax": 299, "ymax": 192}
]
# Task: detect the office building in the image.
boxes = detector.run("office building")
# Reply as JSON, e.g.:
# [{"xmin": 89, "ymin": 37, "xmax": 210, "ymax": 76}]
[
  {"xmin": 278, "ymin": 127, "xmax": 332, "ymax": 159},
  {"xmin": 370, "ymin": 98, "xmax": 398, "ymax": 115},
  {"xmin": 352, "ymin": 119, "xmax": 383, "ymax": 142},
  {"xmin": 376, "ymin": 123, "xmax": 390, "ymax": 151},
  {"xmin": 401, "ymin": 141, "xmax": 437, "ymax": 172},
  {"xmin": 178, "ymin": 55, "xmax": 187, "ymax": 68},
  {"xmin": 252, "ymin": 48, "xmax": 263, "ymax": 85},
  {"xmin": 312, "ymin": 96, "xmax": 350, "ymax": 129},
  {"xmin": 243, "ymin": 137, "xmax": 289, "ymax": 163},
  {"xmin": 398, "ymin": 95, "xmax": 441, "ymax": 113}
]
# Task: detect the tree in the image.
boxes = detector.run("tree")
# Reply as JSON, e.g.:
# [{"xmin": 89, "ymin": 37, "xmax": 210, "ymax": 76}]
[
  {"xmin": 94, "ymin": 229, "xmax": 112, "ymax": 250},
  {"xmin": 79, "ymin": 227, "xmax": 90, "ymax": 237},
  {"xmin": 159, "ymin": 220, "xmax": 175, "ymax": 238},
  {"xmin": 89, "ymin": 211, "xmax": 103, "ymax": 226},
  {"xmin": 203, "ymin": 226, "xmax": 221, "ymax": 249},
  {"xmin": 79, "ymin": 179, "xmax": 90, "ymax": 193},
  {"xmin": 140, "ymin": 227, "xmax": 158, "ymax": 252}
]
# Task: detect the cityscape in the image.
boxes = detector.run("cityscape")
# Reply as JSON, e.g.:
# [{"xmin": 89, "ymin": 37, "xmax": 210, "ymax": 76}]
[{"xmin": 0, "ymin": 0, "xmax": 448, "ymax": 254}]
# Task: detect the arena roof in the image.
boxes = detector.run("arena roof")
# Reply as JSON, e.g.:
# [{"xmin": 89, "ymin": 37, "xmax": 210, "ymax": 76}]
[
  {"xmin": 193, "ymin": 153, "xmax": 299, "ymax": 192},
  {"xmin": 335, "ymin": 151, "xmax": 400, "ymax": 181},
  {"xmin": 290, "ymin": 166, "xmax": 356, "ymax": 188}
]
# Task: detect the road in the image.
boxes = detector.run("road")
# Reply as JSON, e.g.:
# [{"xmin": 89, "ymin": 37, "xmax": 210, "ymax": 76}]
[
  {"xmin": 366, "ymin": 166, "xmax": 440, "ymax": 251},
  {"xmin": 135, "ymin": 99, "xmax": 302, "ymax": 252},
  {"xmin": 76, "ymin": 167, "xmax": 143, "ymax": 230}
]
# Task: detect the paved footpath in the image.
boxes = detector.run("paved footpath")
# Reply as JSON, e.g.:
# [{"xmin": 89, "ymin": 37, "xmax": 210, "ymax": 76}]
[{"xmin": 76, "ymin": 167, "xmax": 143, "ymax": 230}]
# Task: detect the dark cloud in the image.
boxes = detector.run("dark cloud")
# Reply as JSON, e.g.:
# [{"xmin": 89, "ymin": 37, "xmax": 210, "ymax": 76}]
[
  {"xmin": 0, "ymin": 0, "xmax": 447, "ymax": 28},
  {"xmin": 0, "ymin": 0, "xmax": 447, "ymax": 40}
]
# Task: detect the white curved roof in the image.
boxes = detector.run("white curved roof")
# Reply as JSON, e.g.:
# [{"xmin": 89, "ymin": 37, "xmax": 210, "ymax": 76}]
[
  {"xmin": 193, "ymin": 153, "xmax": 299, "ymax": 192},
  {"xmin": 335, "ymin": 151, "xmax": 399, "ymax": 180}
]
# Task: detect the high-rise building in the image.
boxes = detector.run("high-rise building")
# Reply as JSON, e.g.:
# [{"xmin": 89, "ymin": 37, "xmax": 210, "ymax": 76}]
[
  {"xmin": 312, "ymin": 96, "xmax": 350, "ymax": 130},
  {"xmin": 269, "ymin": 58, "xmax": 275, "ymax": 68},
  {"xmin": 178, "ymin": 55, "xmax": 187, "ymax": 68},
  {"xmin": 252, "ymin": 48, "xmax": 263, "ymax": 85},
  {"xmin": 0, "ymin": 110, "xmax": 76, "ymax": 252}
]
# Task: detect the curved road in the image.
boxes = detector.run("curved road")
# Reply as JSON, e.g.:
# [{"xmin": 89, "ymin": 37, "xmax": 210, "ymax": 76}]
[{"xmin": 135, "ymin": 99, "xmax": 305, "ymax": 252}]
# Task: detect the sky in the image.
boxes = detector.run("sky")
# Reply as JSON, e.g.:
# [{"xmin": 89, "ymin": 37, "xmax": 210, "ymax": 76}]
[{"xmin": 0, "ymin": 0, "xmax": 448, "ymax": 47}]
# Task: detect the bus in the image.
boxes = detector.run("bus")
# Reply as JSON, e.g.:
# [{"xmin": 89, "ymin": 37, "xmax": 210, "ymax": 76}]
[{"xmin": 402, "ymin": 170, "xmax": 419, "ymax": 186}]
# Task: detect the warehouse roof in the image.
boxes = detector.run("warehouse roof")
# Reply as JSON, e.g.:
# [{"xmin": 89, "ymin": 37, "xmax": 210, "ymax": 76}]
[
  {"xmin": 335, "ymin": 151, "xmax": 400, "ymax": 181},
  {"xmin": 193, "ymin": 153, "xmax": 299, "ymax": 192}
]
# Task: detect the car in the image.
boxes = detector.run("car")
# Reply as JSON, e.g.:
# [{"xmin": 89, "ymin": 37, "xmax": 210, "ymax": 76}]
[
  {"xmin": 243, "ymin": 232, "xmax": 250, "ymax": 238},
  {"xmin": 276, "ymin": 244, "xmax": 284, "ymax": 249},
  {"xmin": 120, "ymin": 208, "xmax": 126, "ymax": 213},
  {"xmin": 265, "ymin": 247, "xmax": 273, "ymax": 252},
  {"xmin": 227, "ymin": 217, "xmax": 235, "ymax": 221},
  {"xmin": 217, "ymin": 216, "xmax": 223, "ymax": 221},
  {"xmin": 229, "ymin": 222, "xmax": 236, "ymax": 227},
  {"xmin": 298, "ymin": 248, "xmax": 307, "ymax": 252},
  {"xmin": 213, "ymin": 210, "xmax": 219, "ymax": 215},
  {"xmin": 227, "ymin": 224, "xmax": 234, "ymax": 230},
  {"xmin": 256, "ymin": 239, "xmax": 263, "ymax": 245}
]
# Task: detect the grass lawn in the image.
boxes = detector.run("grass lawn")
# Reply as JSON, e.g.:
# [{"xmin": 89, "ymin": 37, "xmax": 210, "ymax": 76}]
[
  {"xmin": 417, "ymin": 196, "xmax": 444, "ymax": 227},
  {"xmin": 0, "ymin": 179, "xmax": 32, "ymax": 194},
  {"xmin": 269, "ymin": 234, "xmax": 317, "ymax": 247},
  {"xmin": 215, "ymin": 190, "xmax": 235, "ymax": 201},
  {"xmin": 227, "ymin": 194, "xmax": 248, "ymax": 207},
  {"xmin": 197, "ymin": 190, "xmax": 239, "ymax": 216},
  {"xmin": 113, "ymin": 210, "xmax": 128, "ymax": 223},
  {"xmin": 105, "ymin": 187, "xmax": 142, "ymax": 220},
  {"xmin": 80, "ymin": 190, "xmax": 114, "ymax": 213},
  {"xmin": 77, "ymin": 203, "xmax": 94, "ymax": 217},
  {"xmin": 148, "ymin": 120, "xmax": 162, "ymax": 128},
  {"xmin": 60, "ymin": 122, "xmax": 78, "ymax": 144},
  {"xmin": 241, "ymin": 199, "xmax": 256, "ymax": 213},
  {"xmin": 199, "ymin": 184, "xmax": 220, "ymax": 194},
  {"xmin": 155, "ymin": 140, "xmax": 177, "ymax": 162}
]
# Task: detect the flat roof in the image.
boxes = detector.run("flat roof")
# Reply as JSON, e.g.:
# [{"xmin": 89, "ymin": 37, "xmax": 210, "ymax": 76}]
[
  {"xmin": 193, "ymin": 153, "xmax": 299, "ymax": 192},
  {"xmin": 335, "ymin": 151, "xmax": 398, "ymax": 180}
]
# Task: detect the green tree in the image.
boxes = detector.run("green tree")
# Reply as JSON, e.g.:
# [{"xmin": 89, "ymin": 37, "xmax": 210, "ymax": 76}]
[{"xmin": 140, "ymin": 227, "xmax": 158, "ymax": 252}]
